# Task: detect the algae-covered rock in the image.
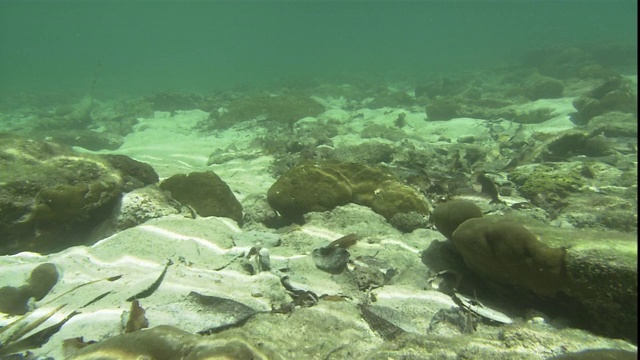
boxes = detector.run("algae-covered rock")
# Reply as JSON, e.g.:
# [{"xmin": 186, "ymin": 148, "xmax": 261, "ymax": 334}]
[
  {"xmin": 159, "ymin": 171, "xmax": 243, "ymax": 224},
  {"xmin": 451, "ymin": 217, "xmax": 568, "ymax": 296},
  {"xmin": 267, "ymin": 163, "xmax": 353, "ymax": 221},
  {"xmin": 522, "ymin": 74, "xmax": 564, "ymax": 100},
  {"xmin": 434, "ymin": 212, "xmax": 637, "ymax": 342},
  {"xmin": 213, "ymin": 94, "xmax": 324, "ymax": 129},
  {"xmin": 572, "ymin": 76, "xmax": 637, "ymax": 125},
  {"xmin": 101, "ymin": 154, "xmax": 159, "ymax": 192},
  {"xmin": 0, "ymin": 136, "xmax": 124, "ymax": 255},
  {"xmin": 509, "ymin": 164, "xmax": 584, "ymax": 209},
  {"xmin": 431, "ymin": 200, "xmax": 483, "ymax": 240},
  {"xmin": 559, "ymin": 227, "xmax": 638, "ymax": 343},
  {"xmin": 586, "ymin": 111, "xmax": 638, "ymax": 138},
  {"xmin": 369, "ymin": 180, "xmax": 430, "ymax": 223},
  {"xmin": 267, "ymin": 162, "xmax": 430, "ymax": 229}
]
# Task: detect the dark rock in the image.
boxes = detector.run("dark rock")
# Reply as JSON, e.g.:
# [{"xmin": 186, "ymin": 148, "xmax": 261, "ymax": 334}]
[
  {"xmin": 312, "ymin": 246, "xmax": 350, "ymax": 274},
  {"xmin": 0, "ymin": 285, "xmax": 31, "ymax": 315},
  {"xmin": 572, "ymin": 77, "xmax": 637, "ymax": 125},
  {"xmin": 101, "ymin": 154, "xmax": 159, "ymax": 192},
  {"xmin": 43, "ymin": 129, "xmax": 124, "ymax": 151},
  {"xmin": 212, "ymin": 94, "xmax": 324, "ymax": 129},
  {"xmin": 159, "ymin": 171, "xmax": 243, "ymax": 224},
  {"xmin": 389, "ymin": 211, "xmax": 429, "ymax": 233},
  {"xmin": 522, "ymin": 75, "xmax": 564, "ymax": 100},
  {"xmin": 586, "ymin": 112, "xmax": 638, "ymax": 138},
  {"xmin": 27, "ymin": 263, "xmax": 59, "ymax": 300},
  {"xmin": 425, "ymin": 98, "xmax": 461, "ymax": 121},
  {"xmin": 0, "ymin": 263, "xmax": 58, "ymax": 315}
]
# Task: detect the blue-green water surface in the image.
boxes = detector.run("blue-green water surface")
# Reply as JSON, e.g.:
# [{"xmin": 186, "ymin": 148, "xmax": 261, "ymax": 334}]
[{"xmin": 0, "ymin": 0, "xmax": 636, "ymax": 96}]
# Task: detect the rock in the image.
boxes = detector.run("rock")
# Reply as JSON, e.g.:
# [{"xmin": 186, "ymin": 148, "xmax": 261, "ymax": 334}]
[
  {"xmin": 586, "ymin": 111, "xmax": 638, "ymax": 138},
  {"xmin": 368, "ymin": 180, "xmax": 430, "ymax": 223},
  {"xmin": 389, "ymin": 211, "xmax": 430, "ymax": 233},
  {"xmin": 100, "ymin": 154, "xmax": 159, "ymax": 192},
  {"xmin": 0, "ymin": 263, "xmax": 58, "ymax": 315},
  {"xmin": 509, "ymin": 163, "xmax": 584, "ymax": 210},
  {"xmin": 547, "ymin": 349, "xmax": 637, "ymax": 360},
  {"xmin": 572, "ymin": 76, "xmax": 637, "ymax": 125},
  {"xmin": 522, "ymin": 74, "xmax": 564, "ymax": 100},
  {"xmin": 425, "ymin": 98, "xmax": 461, "ymax": 121},
  {"xmin": 65, "ymin": 325, "xmax": 281, "ymax": 360},
  {"xmin": 431, "ymin": 200, "xmax": 483, "ymax": 240},
  {"xmin": 112, "ymin": 185, "xmax": 181, "ymax": 231},
  {"xmin": 451, "ymin": 217, "xmax": 568, "ymax": 296},
  {"xmin": 0, "ymin": 136, "xmax": 124, "ymax": 255},
  {"xmin": 432, "ymin": 212, "xmax": 637, "ymax": 342},
  {"xmin": 159, "ymin": 171, "xmax": 243, "ymax": 224},
  {"xmin": 312, "ymin": 246, "xmax": 350, "ymax": 274},
  {"xmin": 560, "ymin": 227, "xmax": 638, "ymax": 343},
  {"xmin": 27, "ymin": 263, "xmax": 59, "ymax": 300},
  {"xmin": 267, "ymin": 162, "xmax": 430, "ymax": 229},
  {"xmin": 267, "ymin": 163, "xmax": 353, "ymax": 221},
  {"xmin": 212, "ymin": 94, "xmax": 324, "ymax": 129},
  {"xmin": 44, "ymin": 129, "xmax": 124, "ymax": 151}
]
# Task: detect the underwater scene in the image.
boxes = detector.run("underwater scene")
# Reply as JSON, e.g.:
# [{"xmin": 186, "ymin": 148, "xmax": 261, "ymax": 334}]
[{"xmin": 0, "ymin": 0, "xmax": 637, "ymax": 359}]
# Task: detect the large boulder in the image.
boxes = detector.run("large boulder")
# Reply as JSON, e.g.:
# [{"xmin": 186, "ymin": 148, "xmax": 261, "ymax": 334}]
[
  {"xmin": 430, "ymin": 200, "xmax": 637, "ymax": 342},
  {"xmin": 267, "ymin": 162, "xmax": 430, "ymax": 231},
  {"xmin": 0, "ymin": 136, "xmax": 139, "ymax": 254}
]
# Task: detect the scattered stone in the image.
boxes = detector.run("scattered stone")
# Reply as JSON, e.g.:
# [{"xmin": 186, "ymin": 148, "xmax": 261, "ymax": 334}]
[{"xmin": 0, "ymin": 263, "xmax": 58, "ymax": 315}]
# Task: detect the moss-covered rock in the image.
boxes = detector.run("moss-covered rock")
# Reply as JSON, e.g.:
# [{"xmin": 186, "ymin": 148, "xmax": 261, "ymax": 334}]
[
  {"xmin": 572, "ymin": 76, "xmax": 637, "ymax": 125},
  {"xmin": 522, "ymin": 74, "xmax": 564, "ymax": 100},
  {"xmin": 213, "ymin": 94, "xmax": 324, "ymax": 129},
  {"xmin": 586, "ymin": 111, "xmax": 638, "ymax": 138},
  {"xmin": 431, "ymin": 211, "xmax": 638, "ymax": 342},
  {"xmin": 267, "ymin": 161, "xmax": 430, "ymax": 230},
  {"xmin": 368, "ymin": 180, "xmax": 430, "ymax": 222},
  {"xmin": 509, "ymin": 164, "xmax": 584, "ymax": 208},
  {"xmin": 267, "ymin": 163, "xmax": 353, "ymax": 221},
  {"xmin": 101, "ymin": 154, "xmax": 159, "ymax": 192},
  {"xmin": 452, "ymin": 217, "xmax": 568, "ymax": 296},
  {"xmin": 0, "ymin": 136, "xmax": 125, "ymax": 255},
  {"xmin": 527, "ymin": 221, "xmax": 638, "ymax": 343},
  {"xmin": 159, "ymin": 171, "xmax": 243, "ymax": 224},
  {"xmin": 431, "ymin": 200, "xmax": 483, "ymax": 240}
]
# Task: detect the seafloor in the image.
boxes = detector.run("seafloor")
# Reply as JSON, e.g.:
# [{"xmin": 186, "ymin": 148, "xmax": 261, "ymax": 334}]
[{"xmin": 0, "ymin": 43, "xmax": 637, "ymax": 359}]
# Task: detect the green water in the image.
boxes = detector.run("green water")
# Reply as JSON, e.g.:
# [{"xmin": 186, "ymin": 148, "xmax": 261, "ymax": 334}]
[{"xmin": 0, "ymin": 0, "xmax": 636, "ymax": 96}]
